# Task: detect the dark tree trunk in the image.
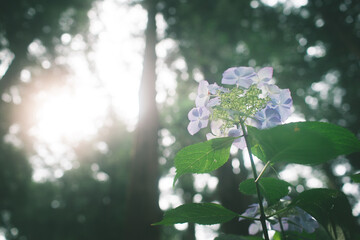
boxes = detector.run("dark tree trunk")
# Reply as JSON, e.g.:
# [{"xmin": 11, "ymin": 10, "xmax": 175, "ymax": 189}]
[{"xmin": 124, "ymin": 1, "xmax": 161, "ymax": 239}]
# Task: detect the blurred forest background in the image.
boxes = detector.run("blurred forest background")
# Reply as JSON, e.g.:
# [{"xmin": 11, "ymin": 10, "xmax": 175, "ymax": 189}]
[{"xmin": 0, "ymin": 0, "xmax": 359, "ymax": 239}]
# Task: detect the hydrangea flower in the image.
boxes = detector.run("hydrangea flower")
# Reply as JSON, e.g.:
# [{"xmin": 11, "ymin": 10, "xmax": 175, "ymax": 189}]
[
  {"xmin": 268, "ymin": 88, "xmax": 293, "ymax": 121},
  {"xmin": 239, "ymin": 203, "xmax": 260, "ymax": 221},
  {"xmin": 187, "ymin": 65, "xmax": 293, "ymax": 145},
  {"xmin": 228, "ymin": 128, "xmax": 246, "ymax": 149},
  {"xmin": 195, "ymin": 80, "xmax": 210, "ymax": 107},
  {"xmin": 262, "ymin": 84, "xmax": 281, "ymax": 98},
  {"xmin": 271, "ymin": 208, "xmax": 319, "ymax": 234},
  {"xmin": 253, "ymin": 106, "xmax": 282, "ymax": 129},
  {"xmin": 195, "ymin": 80, "xmax": 221, "ymax": 108},
  {"xmin": 221, "ymin": 67, "xmax": 256, "ymax": 89},
  {"xmin": 206, "ymin": 120, "xmax": 246, "ymax": 149},
  {"xmin": 206, "ymin": 120, "xmax": 227, "ymax": 140},
  {"xmin": 252, "ymin": 67, "xmax": 273, "ymax": 87},
  {"xmin": 187, "ymin": 107, "xmax": 210, "ymax": 135}
]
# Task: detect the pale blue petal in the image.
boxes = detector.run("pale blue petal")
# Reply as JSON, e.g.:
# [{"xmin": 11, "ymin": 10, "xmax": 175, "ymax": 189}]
[
  {"xmin": 199, "ymin": 119, "xmax": 209, "ymax": 129},
  {"xmin": 222, "ymin": 78, "xmax": 237, "ymax": 85},
  {"xmin": 271, "ymin": 208, "xmax": 319, "ymax": 234},
  {"xmin": 210, "ymin": 119, "xmax": 224, "ymax": 136},
  {"xmin": 263, "ymin": 84, "xmax": 280, "ymax": 98},
  {"xmin": 187, "ymin": 120, "xmax": 201, "ymax": 135},
  {"xmin": 206, "ymin": 133, "xmax": 216, "ymax": 140},
  {"xmin": 221, "ymin": 67, "xmax": 238, "ymax": 85},
  {"xmin": 271, "ymin": 218, "xmax": 291, "ymax": 232},
  {"xmin": 207, "ymin": 97, "xmax": 221, "ymax": 107},
  {"xmin": 237, "ymin": 67, "xmax": 256, "ymax": 78},
  {"xmin": 257, "ymin": 67, "xmax": 273, "ymax": 81},
  {"xmin": 228, "ymin": 128, "xmax": 241, "ymax": 137},
  {"xmin": 199, "ymin": 107, "xmax": 210, "ymax": 119},
  {"xmin": 195, "ymin": 95, "xmax": 208, "ymax": 107},
  {"xmin": 197, "ymin": 80, "xmax": 209, "ymax": 95},
  {"xmin": 279, "ymin": 89, "xmax": 292, "ymax": 106},
  {"xmin": 195, "ymin": 81, "xmax": 210, "ymax": 107},
  {"xmin": 208, "ymin": 83, "xmax": 220, "ymax": 94},
  {"xmin": 239, "ymin": 203, "xmax": 259, "ymax": 222},
  {"xmin": 254, "ymin": 107, "xmax": 282, "ymax": 129},
  {"xmin": 264, "ymin": 108, "xmax": 282, "ymax": 128},
  {"xmin": 188, "ymin": 108, "xmax": 199, "ymax": 121},
  {"xmin": 277, "ymin": 106, "xmax": 292, "ymax": 122},
  {"xmin": 232, "ymin": 137, "xmax": 246, "ymax": 149},
  {"xmin": 236, "ymin": 77, "xmax": 253, "ymax": 89}
]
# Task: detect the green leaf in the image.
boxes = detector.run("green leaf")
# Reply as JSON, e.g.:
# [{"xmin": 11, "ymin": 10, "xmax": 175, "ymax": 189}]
[
  {"xmin": 153, "ymin": 203, "xmax": 238, "ymax": 226},
  {"xmin": 290, "ymin": 188, "xmax": 358, "ymax": 239},
  {"xmin": 174, "ymin": 137, "xmax": 234, "ymax": 183},
  {"xmin": 350, "ymin": 173, "xmax": 360, "ymax": 183},
  {"xmin": 248, "ymin": 122, "xmax": 360, "ymax": 165},
  {"xmin": 272, "ymin": 230, "xmax": 330, "ymax": 240},
  {"xmin": 215, "ymin": 234, "xmax": 264, "ymax": 240},
  {"xmin": 239, "ymin": 177, "xmax": 291, "ymax": 205}
]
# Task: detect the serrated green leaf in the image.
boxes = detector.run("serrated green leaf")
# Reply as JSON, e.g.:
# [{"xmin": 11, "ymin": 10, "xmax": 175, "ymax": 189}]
[
  {"xmin": 351, "ymin": 173, "xmax": 360, "ymax": 183},
  {"xmin": 153, "ymin": 203, "xmax": 238, "ymax": 226},
  {"xmin": 239, "ymin": 177, "xmax": 291, "ymax": 205},
  {"xmin": 290, "ymin": 188, "xmax": 358, "ymax": 239},
  {"xmin": 174, "ymin": 137, "xmax": 234, "ymax": 183},
  {"xmin": 248, "ymin": 122, "xmax": 360, "ymax": 165},
  {"xmin": 215, "ymin": 234, "xmax": 264, "ymax": 240}
]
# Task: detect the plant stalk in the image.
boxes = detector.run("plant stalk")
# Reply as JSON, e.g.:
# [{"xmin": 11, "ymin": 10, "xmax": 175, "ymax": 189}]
[
  {"xmin": 278, "ymin": 216, "xmax": 287, "ymax": 240},
  {"xmin": 240, "ymin": 121, "xmax": 270, "ymax": 240}
]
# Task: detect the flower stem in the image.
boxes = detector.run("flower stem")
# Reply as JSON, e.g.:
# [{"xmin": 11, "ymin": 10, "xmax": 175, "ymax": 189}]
[
  {"xmin": 278, "ymin": 216, "xmax": 287, "ymax": 240},
  {"xmin": 240, "ymin": 121, "xmax": 270, "ymax": 240}
]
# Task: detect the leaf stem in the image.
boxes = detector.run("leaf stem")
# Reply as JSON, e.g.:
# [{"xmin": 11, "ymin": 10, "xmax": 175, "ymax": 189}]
[
  {"xmin": 255, "ymin": 161, "xmax": 271, "ymax": 183},
  {"xmin": 266, "ymin": 206, "xmax": 291, "ymax": 219},
  {"xmin": 240, "ymin": 121, "xmax": 270, "ymax": 240}
]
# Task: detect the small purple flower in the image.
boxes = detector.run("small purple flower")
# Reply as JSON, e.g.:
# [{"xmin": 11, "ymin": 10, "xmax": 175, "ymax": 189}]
[
  {"xmin": 268, "ymin": 89, "xmax": 293, "ymax": 121},
  {"xmin": 206, "ymin": 120, "xmax": 246, "ymax": 149},
  {"xmin": 239, "ymin": 203, "xmax": 260, "ymax": 221},
  {"xmin": 196, "ymin": 81, "xmax": 222, "ymax": 108},
  {"xmin": 271, "ymin": 208, "xmax": 319, "ymax": 233},
  {"xmin": 254, "ymin": 107, "xmax": 282, "ymax": 129},
  {"xmin": 228, "ymin": 128, "xmax": 246, "ymax": 149},
  {"xmin": 207, "ymin": 83, "xmax": 221, "ymax": 94},
  {"xmin": 206, "ymin": 119, "xmax": 227, "ymax": 140},
  {"xmin": 261, "ymin": 84, "xmax": 281, "ymax": 98},
  {"xmin": 196, "ymin": 80, "xmax": 210, "ymax": 107},
  {"xmin": 187, "ymin": 107, "xmax": 210, "ymax": 135},
  {"xmin": 253, "ymin": 67, "xmax": 273, "ymax": 87},
  {"xmin": 221, "ymin": 67, "xmax": 256, "ymax": 89}
]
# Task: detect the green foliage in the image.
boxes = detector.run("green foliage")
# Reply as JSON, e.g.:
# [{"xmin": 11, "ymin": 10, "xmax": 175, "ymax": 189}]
[
  {"xmin": 215, "ymin": 234, "xmax": 264, "ymax": 240},
  {"xmin": 272, "ymin": 230, "xmax": 331, "ymax": 240},
  {"xmin": 248, "ymin": 122, "xmax": 360, "ymax": 165},
  {"xmin": 239, "ymin": 178, "xmax": 291, "ymax": 206},
  {"xmin": 174, "ymin": 137, "xmax": 235, "ymax": 183},
  {"xmin": 290, "ymin": 188, "xmax": 357, "ymax": 239},
  {"xmin": 153, "ymin": 203, "xmax": 238, "ymax": 226},
  {"xmin": 351, "ymin": 173, "xmax": 360, "ymax": 183}
]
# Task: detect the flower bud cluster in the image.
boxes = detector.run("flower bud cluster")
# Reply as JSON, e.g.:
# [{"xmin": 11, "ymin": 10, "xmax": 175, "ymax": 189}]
[{"xmin": 187, "ymin": 66, "xmax": 293, "ymax": 149}]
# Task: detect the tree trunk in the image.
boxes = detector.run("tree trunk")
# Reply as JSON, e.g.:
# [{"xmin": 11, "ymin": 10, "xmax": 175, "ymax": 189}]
[{"xmin": 124, "ymin": 1, "xmax": 161, "ymax": 239}]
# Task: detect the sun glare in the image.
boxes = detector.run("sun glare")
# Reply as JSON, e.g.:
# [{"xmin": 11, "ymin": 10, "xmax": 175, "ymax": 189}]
[
  {"xmin": 90, "ymin": 1, "xmax": 147, "ymax": 129},
  {"xmin": 32, "ymin": 85, "xmax": 109, "ymax": 144},
  {"xmin": 31, "ymin": 0, "xmax": 146, "ymax": 146}
]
